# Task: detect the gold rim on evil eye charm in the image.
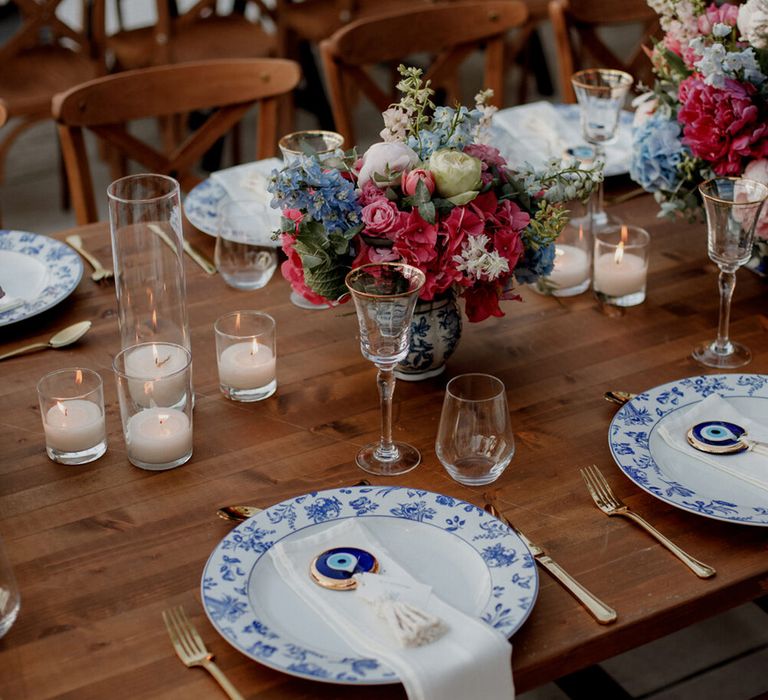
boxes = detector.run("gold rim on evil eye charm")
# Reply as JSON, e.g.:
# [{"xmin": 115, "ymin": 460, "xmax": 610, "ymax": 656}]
[{"xmin": 309, "ymin": 546, "xmax": 379, "ymax": 591}]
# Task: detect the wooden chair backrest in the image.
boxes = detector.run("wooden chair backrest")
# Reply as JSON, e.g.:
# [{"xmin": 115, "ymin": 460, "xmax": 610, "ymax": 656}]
[
  {"xmin": 0, "ymin": 102, "xmax": 7, "ymax": 129},
  {"xmin": 0, "ymin": 0, "xmax": 92, "ymax": 64},
  {"xmin": 319, "ymin": 1, "xmax": 528, "ymax": 145},
  {"xmin": 53, "ymin": 58, "xmax": 301, "ymax": 225},
  {"xmin": 549, "ymin": 0, "xmax": 659, "ymax": 103}
]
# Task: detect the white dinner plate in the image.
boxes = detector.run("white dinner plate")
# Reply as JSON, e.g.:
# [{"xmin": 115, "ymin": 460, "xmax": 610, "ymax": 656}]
[
  {"xmin": 201, "ymin": 486, "xmax": 538, "ymax": 684},
  {"xmin": 609, "ymin": 374, "xmax": 768, "ymax": 525},
  {"xmin": 184, "ymin": 158, "xmax": 283, "ymax": 239},
  {"xmin": 0, "ymin": 230, "xmax": 83, "ymax": 327},
  {"xmin": 491, "ymin": 102, "xmax": 634, "ymax": 177}
]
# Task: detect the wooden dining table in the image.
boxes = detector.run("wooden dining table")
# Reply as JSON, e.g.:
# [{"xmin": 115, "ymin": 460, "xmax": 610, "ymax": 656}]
[{"xmin": 1, "ymin": 192, "xmax": 767, "ymax": 699}]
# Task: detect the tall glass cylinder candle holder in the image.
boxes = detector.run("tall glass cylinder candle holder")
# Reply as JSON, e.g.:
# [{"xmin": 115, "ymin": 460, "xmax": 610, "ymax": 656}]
[
  {"xmin": 113, "ymin": 343, "xmax": 193, "ymax": 471},
  {"xmin": 37, "ymin": 368, "xmax": 107, "ymax": 465},
  {"xmin": 215, "ymin": 311, "xmax": 277, "ymax": 402},
  {"xmin": 108, "ymin": 174, "xmax": 190, "ymax": 351},
  {"xmin": 593, "ymin": 225, "xmax": 650, "ymax": 306}
]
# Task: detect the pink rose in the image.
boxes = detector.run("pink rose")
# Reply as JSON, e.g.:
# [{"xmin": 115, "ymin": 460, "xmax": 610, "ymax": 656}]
[
  {"xmin": 361, "ymin": 200, "xmax": 407, "ymax": 238},
  {"xmin": 358, "ymin": 180, "xmax": 388, "ymax": 206},
  {"xmin": 401, "ymin": 168, "xmax": 436, "ymax": 196},
  {"xmin": 745, "ymin": 159, "xmax": 768, "ymax": 239},
  {"xmin": 678, "ymin": 76, "xmax": 768, "ymax": 175}
]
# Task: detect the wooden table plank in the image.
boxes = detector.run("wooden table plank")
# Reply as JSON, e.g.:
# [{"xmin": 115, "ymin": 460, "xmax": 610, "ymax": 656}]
[{"xmin": 1, "ymin": 194, "xmax": 767, "ymax": 698}]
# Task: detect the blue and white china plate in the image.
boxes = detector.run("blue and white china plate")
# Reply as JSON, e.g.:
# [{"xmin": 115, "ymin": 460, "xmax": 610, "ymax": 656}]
[
  {"xmin": 0, "ymin": 230, "xmax": 83, "ymax": 327},
  {"xmin": 201, "ymin": 486, "xmax": 538, "ymax": 684},
  {"xmin": 492, "ymin": 102, "xmax": 634, "ymax": 177},
  {"xmin": 184, "ymin": 158, "xmax": 282, "ymax": 239},
  {"xmin": 609, "ymin": 374, "xmax": 768, "ymax": 526}
]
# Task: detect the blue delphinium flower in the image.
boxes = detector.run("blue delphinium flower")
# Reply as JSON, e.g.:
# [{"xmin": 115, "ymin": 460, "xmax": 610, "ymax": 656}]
[
  {"xmin": 630, "ymin": 113, "xmax": 688, "ymax": 194},
  {"xmin": 514, "ymin": 242, "xmax": 556, "ymax": 284}
]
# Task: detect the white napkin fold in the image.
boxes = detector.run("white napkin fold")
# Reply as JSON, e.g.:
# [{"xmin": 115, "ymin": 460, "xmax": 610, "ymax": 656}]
[
  {"xmin": 210, "ymin": 158, "xmax": 283, "ymax": 244},
  {"xmin": 0, "ymin": 292, "xmax": 23, "ymax": 313},
  {"xmin": 269, "ymin": 519, "xmax": 515, "ymax": 700},
  {"xmin": 657, "ymin": 393, "xmax": 768, "ymax": 494}
]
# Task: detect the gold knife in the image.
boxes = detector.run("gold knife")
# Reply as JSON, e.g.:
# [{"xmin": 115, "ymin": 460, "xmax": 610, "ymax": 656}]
[
  {"xmin": 483, "ymin": 501, "xmax": 617, "ymax": 625},
  {"xmin": 148, "ymin": 223, "xmax": 217, "ymax": 275}
]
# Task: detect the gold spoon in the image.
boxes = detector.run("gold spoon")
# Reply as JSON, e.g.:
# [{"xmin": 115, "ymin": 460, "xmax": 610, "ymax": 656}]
[
  {"xmin": 0, "ymin": 320, "xmax": 92, "ymax": 362},
  {"xmin": 217, "ymin": 479, "xmax": 373, "ymax": 523},
  {"xmin": 65, "ymin": 234, "xmax": 114, "ymax": 283},
  {"xmin": 604, "ymin": 390, "xmax": 636, "ymax": 406}
]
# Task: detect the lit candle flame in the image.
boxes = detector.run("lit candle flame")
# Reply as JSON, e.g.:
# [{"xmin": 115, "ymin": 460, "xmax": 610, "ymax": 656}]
[
  {"xmin": 614, "ymin": 241, "xmax": 625, "ymax": 265},
  {"xmin": 235, "ymin": 312, "xmax": 241, "ymax": 334},
  {"xmin": 151, "ymin": 309, "xmax": 158, "ymax": 332},
  {"xmin": 620, "ymin": 225, "xmax": 628, "ymax": 244},
  {"xmin": 578, "ymin": 224, "xmax": 584, "ymax": 242},
  {"xmin": 151, "ymin": 343, "xmax": 170, "ymax": 368},
  {"xmin": 75, "ymin": 369, "xmax": 83, "ymax": 385},
  {"xmin": 56, "ymin": 401, "xmax": 68, "ymax": 417},
  {"xmin": 250, "ymin": 338, "xmax": 259, "ymax": 356}
]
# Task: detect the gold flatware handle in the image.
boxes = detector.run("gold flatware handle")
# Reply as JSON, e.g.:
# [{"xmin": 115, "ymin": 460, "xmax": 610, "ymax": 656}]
[
  {"xmin": 200, "ymin": 658, "xmax": 245, "ymax": 700},
  {"xmin": 183, "ymin": 239, "xmax": 217, "ymax": 275},
  {"xmin": 66, "ymin": 234, "xmax": 107, "ymax": 272},
  {"xmin": 0, "ymin": 341, "xmax": 47, "ymax": 361},
  {"xmin": 621, "ymin": 510, "xmax": 716, "ymax": 579},
  {"xmin": 536, "ymin": 554, "xmax": 617, "ymax": 624}
]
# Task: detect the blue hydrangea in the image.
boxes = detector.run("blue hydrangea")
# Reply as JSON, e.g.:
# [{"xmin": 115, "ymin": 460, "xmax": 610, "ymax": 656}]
[
  {"xmin": 630, "ymin": 113, "xmax": 688, "ymax": 194},
  {"xmin": 514, "ymin": 242, "xmax": 556, "ymax": 283}
]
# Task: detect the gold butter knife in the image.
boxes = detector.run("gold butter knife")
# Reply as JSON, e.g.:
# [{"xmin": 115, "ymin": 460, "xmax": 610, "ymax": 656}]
[
  {"xmin": 483, "ymin": 500, "xmax": 617, "ymax": 625},
  {"xmin": 148, "ymin": 223, "xmax": 217, "ymax": 275}
]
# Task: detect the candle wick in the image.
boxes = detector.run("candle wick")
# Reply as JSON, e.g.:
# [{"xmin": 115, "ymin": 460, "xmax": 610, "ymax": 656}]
[{"xmin": 155, "ymin": 354, "xmax": 171, "ymax": 368}]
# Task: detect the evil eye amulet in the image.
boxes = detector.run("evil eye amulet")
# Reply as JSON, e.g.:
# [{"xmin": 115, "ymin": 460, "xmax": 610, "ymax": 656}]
[
  {"xmin": 310, "ymin": 547, "xmax": 379, "ymax": 590},
  {"xmin": 687, "ymin": 420, "xmax": 748, "ymax": 454}
]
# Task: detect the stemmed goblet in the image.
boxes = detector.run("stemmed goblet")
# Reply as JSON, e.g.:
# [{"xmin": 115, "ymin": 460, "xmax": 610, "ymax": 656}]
[
  {"xmin": 345, "ymin": 263, "xmax": 426, "ymax": 476},
  {"xmin": 693, "ymin": 177, "xmax": 768, "ymax": 368},
  {"xmin": 571, "ymin": 69, "xmax": 633, "ymax": 229}
]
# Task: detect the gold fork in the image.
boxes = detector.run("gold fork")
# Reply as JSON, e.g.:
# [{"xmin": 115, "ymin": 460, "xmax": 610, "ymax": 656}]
[
  {"xmin": 580, "ymin": 465, "xmax": 716, "ymax": 579},
  {"xmin": 162, "ymin": 605, "xmax": 245, "ymax": 700}
]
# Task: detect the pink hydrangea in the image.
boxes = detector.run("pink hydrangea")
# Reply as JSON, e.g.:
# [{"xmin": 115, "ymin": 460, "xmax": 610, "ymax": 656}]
[
  {"xmin": 279, "ymin": 233, "xmax": 329, "ymax": 306},
  {"xmin": 677, "ymin": 76, "xmax": 768, "ymax": 175}
]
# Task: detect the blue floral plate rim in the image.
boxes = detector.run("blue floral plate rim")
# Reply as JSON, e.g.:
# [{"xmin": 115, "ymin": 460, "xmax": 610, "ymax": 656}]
[
  {"xmin": 609, "ymin": 373, "xmax": 768, "ymax": 526},
  {"xmin": 200, "ymin": 485, "xmax": 538, "ymax": 685},
  {"xmin": 0, "ymin": 229, "xmax": 83, "ymax": 327}
]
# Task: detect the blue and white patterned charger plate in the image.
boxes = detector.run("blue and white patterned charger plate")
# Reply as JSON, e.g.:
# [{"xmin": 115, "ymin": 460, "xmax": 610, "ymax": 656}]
[
  {"xmin": 609, "ymin": 374, "xmax": 768, "ymax": 526},
  {"xmin": 201, "ymin": 486, "xmax": 538, "ymax": 684},
  {"xmin": 0, "ymin": 230, "xmax": 83, "ymax": 327}
]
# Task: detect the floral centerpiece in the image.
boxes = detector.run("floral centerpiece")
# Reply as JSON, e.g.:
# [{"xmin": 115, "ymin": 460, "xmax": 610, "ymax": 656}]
[
  {"xmin": 630, "ymin": 0, "xmax": 768, "ymax": 272},
  {"xmin": 269, "ymin": 66, "xmax": 600, "ymax": 375}
]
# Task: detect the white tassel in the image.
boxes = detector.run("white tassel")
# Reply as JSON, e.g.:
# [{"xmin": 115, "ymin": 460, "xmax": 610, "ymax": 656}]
[{"xmin": 374, "ymin": 596, "xmax": 448, "ymax": 647}]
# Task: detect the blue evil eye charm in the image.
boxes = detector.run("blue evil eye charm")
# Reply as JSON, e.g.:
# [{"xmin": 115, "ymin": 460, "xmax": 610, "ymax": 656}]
[
  {"xmin": 310, "ymin": 547, "xmax": 379, "ymax": 590},
  {"xmin": 687, "ymin": 420, "xmax": 748, "ymax": 455}
]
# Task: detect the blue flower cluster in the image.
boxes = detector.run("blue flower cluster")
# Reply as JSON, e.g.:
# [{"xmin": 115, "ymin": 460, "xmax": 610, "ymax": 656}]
[
  {"xmin": 630, "ymin": 113, "xmax": 688, "ymax": 194},
  {"xmin": 514, "ymin": 242, "xmax": 556, "ymax": 284},
  {"xmin": 268, "ymin": 157, "xmax": 361, "ymax": 234},
  {"xmin": 407, "ymin": 105, "xmax": 484, "ymax": 158}
]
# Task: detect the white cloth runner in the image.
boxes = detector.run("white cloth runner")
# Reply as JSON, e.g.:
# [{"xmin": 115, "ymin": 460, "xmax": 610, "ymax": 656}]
[
  {"xmin": 269, "ymin": 519, "xmax": 515, "ymax": 700},
  {"xmin": 657, "ymin": 393, "xmax": 768, "ymax": 494},
  {"xmin": 210, "ymin": 158, "xmax": 283, "ymax": 245},
  {"xmin": 491, "ymin": 101, "xmax": 632, "ymax": 176}
]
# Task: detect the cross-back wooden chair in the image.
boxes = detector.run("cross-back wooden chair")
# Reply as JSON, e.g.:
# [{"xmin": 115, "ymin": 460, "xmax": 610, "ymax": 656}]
[
  {"xmin": 319, "ymin": 1, "xmax": 529, "ymax": 147},
  {"xmin": 0, "ymin": 0, "xmax": 99, "ymax": 208},
  {"xmin": 91, "ymin": 0, "xmax": 276, "ymax": 72},
  {"xmin": 549, "ymin": 0, "xmax": 660, "ymax": 103},
  {"xmin": 53, "ymin": 58, "xmax": 301, "ymax": 225}
]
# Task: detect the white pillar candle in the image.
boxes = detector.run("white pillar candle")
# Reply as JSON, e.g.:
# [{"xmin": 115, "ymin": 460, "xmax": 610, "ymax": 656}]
[
  {"xmin": 548, "ymin": 244, "xmax": 590, "ymax": 289},
  {"xmin": 125, "ymin": 343, "xmax": 188, "ymax": 407},
  {"xmin": 593, "ymin": 248, "xmax": 647, "ymax": 297},
  {"xmin": 126, "ymin": 407, "xmax": 192, "ymax": 466},
  {"xmin": 44, "ymin": 400, "xmax": 105, "ymax": 452},
  {"xmin": 218, "ymin": 341, "xmax": 276, "ymax": 389}
]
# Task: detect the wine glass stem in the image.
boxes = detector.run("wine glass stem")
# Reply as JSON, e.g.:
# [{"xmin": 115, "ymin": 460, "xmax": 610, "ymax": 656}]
[
  {"xmin": 714, "ymin": 268, "xmax": 736, "ymax": 355},
  {"xmin": 375, "ymin": 366, "xmax": 399, "ymax": 461},
  {"xmin": 592, "ymin": 144, "xmax": 607, "ymax": 225}
]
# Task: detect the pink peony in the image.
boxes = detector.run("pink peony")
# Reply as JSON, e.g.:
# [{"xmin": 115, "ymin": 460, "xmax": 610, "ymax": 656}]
[
  {"xmin": 744, "ymin": 159, "xmax": 768, "ymax": 239},
  {"xmin": 361, "ymin": 200, "xmax": 407, "ymax": 239},
  {"xmin": 401, "ymin": 168, "xmax": 436, "ymax": 197},
  {"xmin": 463, "ymin": 143, "xmax": 508, "ymax": 170},
  {"xmin": 678, "ymin": 76, "xmax": 768, "ymax": 175}
]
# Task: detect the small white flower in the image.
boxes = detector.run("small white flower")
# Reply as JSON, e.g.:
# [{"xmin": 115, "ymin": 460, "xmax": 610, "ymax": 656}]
[
  {"xmin": 453, "ymin": 234, "xmax": 510, "ymax": 281},
  {"xmin": 739, "ymin": 0, "xmax": 768, "ymax": 49}
]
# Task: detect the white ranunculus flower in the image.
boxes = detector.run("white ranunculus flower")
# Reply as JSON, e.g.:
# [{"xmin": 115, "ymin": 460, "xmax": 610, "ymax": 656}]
[
  {"xmin": 738, "ymin": 0, "xmax": 768, "ymax": 49},
  {"xmin": 428, "ymin": 150, "xmax": 482, "ymax": 204},
  {"xmin": 357, "ymin": 141, "xmax": 420, "ymax": 188}
]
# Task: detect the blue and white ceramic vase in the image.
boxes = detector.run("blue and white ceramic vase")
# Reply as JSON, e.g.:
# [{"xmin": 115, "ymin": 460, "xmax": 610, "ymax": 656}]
[
  {"xmin": 747, "ymin": 239, "xmax": 768, "ymax": 277},
  {"xmin": 396, "ymin": 292, "xmax": 462, "ymax": 381}
]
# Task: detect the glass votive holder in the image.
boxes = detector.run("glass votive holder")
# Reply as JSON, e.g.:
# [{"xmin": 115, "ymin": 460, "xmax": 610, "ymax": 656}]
[
  {"xmin": 545, "ymin": 216, "xmax": 592, "ymax": 297},
  {"xmin": 593, "ymin": 224, "xmax": 650, "ymax": 307},
  {"xmin": 113, "ymin": 343, "xmax": 193, "ymax": 471},
  {"xmin": 278, "ymin": 130, "xmax": 344, "ymax": 164},
  {"xmin": 215, "ymin": 311, "xmax": 277, "ymax": 402},
  {"xmin": 215, "ymin": 200, "xmax": 279, "ymax": 291},
  {"xmin": 435, "ymin": 373, "xmax": 515, "ymax": 486},
  {"xmin": 37, "ymin": 368, "xmax": 107, "ymax": 465}
]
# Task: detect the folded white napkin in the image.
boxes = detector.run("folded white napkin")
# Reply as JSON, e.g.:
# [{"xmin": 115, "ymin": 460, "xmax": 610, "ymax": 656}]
[
  {"xmin": 269, "ymin": 519, "xmax": 515, "ymax": 700},
  {"xmin": 210, "ymin": 158, "xmax": 283, "ymax": 245},
  {"xmin": 0, "ymin": 286, "xmax": 23, "ymax": 313},
  {"xmin": 657, "ymin": 393, "xmax": 768, "ymax": 494}
]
